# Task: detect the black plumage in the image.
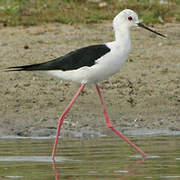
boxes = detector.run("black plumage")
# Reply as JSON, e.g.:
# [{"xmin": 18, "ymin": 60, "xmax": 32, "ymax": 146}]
[{"xmin": 7, "ymin": 44, "xmax": 110, "ymax": 71}]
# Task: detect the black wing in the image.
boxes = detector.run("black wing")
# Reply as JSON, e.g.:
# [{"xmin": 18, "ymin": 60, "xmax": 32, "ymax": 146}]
[{"xmin": 7, "ymin": 44, "xmax": 110, "ymax": 71}]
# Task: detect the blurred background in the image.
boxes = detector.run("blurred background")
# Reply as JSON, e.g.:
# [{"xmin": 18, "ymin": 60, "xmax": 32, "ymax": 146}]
[{"xmin": 0, "ymin": 0, "xmax": 179, "ymax": 26}]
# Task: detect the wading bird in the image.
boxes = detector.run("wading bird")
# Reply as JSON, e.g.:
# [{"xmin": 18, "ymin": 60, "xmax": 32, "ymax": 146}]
[{"xmin": 7, "ymin": 9, "xmax": 166, "ymax": 160}]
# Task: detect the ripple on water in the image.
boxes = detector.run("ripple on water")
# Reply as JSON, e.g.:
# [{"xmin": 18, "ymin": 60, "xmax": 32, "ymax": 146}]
[
  {"xmin": 0, "ymin": 135, "xmax": 179, "ymax": 180},
  {"xmin": 0, "ymin": 156, "xmax": 70, "ymax": 162}
]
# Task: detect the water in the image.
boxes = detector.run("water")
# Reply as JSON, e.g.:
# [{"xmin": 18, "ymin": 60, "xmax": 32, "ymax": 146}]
[{"xmin": 0, "ymin": 135, "xmax": 180, "ymax": 179}]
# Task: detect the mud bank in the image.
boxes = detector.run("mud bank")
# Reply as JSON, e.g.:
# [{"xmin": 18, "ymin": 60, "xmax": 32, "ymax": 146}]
[{"xmin": 0, "ymin": 22, "xmax": 180, "ymax": 136}]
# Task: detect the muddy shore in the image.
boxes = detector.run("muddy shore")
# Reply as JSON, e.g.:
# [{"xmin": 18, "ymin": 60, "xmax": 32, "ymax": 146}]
[{"xmin": 0, "ymin": 22, "xmax": 180, "ymax": 137}]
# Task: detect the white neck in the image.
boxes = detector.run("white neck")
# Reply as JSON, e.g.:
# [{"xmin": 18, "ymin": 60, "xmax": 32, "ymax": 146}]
[
  {"xmin": 114, "ymin": 25, "xmax": 131, "ymax": 43},
  {"xmin": 112, "ymin": 25, "xmax": 131, "ymax": 54}
]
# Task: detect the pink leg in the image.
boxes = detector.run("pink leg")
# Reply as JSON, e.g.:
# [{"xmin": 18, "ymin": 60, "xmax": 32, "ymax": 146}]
[
  {"xmin": 52, "ymin": 83, "xmax": 86, "ymax": 160},
  {"xmin": 95, "ymin": 84, "xmax": 147, "ymax": 158}
]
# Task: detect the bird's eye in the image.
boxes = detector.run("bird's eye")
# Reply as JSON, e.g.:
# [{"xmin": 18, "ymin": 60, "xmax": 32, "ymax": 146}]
[{"xmin": 128, "ymin": 16, "xmax": 133, "ymax": 21}]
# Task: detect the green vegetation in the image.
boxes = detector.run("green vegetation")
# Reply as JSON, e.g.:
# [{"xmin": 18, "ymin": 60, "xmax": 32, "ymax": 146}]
[{"xmin": 0, "ymin": 0, "xmax": 179, "ymax": 26}]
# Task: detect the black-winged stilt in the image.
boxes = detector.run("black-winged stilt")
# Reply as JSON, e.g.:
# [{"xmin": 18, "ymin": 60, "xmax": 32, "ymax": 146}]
[{"xmin": 7, "ymin": 9, "xmax": 165, "ymax": 160}]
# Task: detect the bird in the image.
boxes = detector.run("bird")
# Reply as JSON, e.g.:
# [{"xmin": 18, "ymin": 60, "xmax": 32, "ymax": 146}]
[{"xmin": 7, "ymin": 9, "xmax": 166, "ymax": 160}]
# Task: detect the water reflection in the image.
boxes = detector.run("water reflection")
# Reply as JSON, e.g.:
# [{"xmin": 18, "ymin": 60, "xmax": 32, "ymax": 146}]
[
  {"xmin": 52, "ymin": 160, "xmax": 59, "ymax": 180},
  {"xmin": 52, "ymin": 158, "xmax": 146, "ymax": 180},
  {"xmin": 56, "ymin": 158, "xmax": 146, "ymax": 180},
  {"xmin": 0, "ymin": 135, "xmax": 179, "ymax": 179},
  {"xmin": 117, "ymin": 158, "xmax": 145, "ymax": 179}
]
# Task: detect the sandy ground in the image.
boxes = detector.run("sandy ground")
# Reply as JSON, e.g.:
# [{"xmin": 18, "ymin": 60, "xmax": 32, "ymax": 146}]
[{"xmin": 0, "ymin": 22, "xmax": 180, "ymax": 137}]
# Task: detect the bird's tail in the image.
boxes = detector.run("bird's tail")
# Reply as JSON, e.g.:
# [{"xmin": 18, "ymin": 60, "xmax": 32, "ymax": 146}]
[{"xmin": 6, "ymin": 62, "xmax": 51, "ymax": 71}]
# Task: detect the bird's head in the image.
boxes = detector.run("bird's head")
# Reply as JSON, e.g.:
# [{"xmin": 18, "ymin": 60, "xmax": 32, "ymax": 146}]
[
  {"xmin": 113, "ymin": 9, "xmax": 166, "ymax": 38},
  {"xmin": 113, "ymin": 9, "xmax": 139, "ymax": 29}
]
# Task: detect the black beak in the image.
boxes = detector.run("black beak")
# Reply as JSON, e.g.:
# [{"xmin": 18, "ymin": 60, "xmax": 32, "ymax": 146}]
[{"xmin": 137, "ymin": 23, "xmax": 166, "ymax": 38}]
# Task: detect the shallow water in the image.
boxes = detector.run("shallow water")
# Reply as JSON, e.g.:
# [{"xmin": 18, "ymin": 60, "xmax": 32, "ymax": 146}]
[{"xmin": 0, "ymin": 135, "xmax": 180, "ymax": 179}]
